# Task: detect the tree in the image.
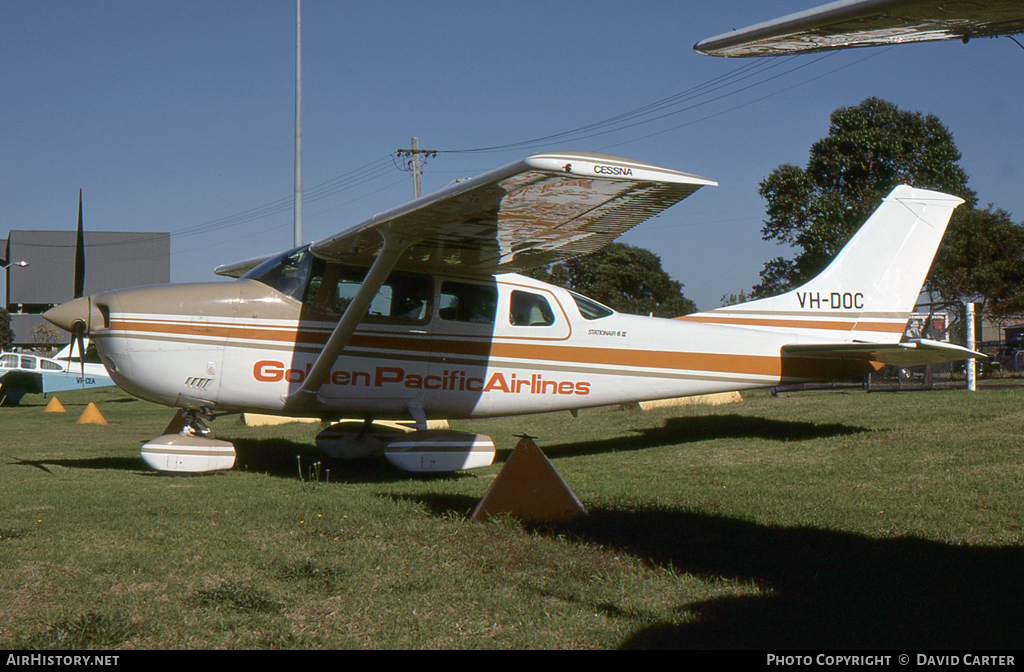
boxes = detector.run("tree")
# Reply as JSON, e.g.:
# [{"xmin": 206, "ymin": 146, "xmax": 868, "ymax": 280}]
[
  {"xmin": 929, "ymin": 205, "xmax": 1024, "ymax": 318},
  {"xmin": 527, "ymin": 243, "xmax": 698, "ymax": 317},
  {"xmin": 0, "ymin": 308, "xmax": 13, "ymax": 352},
  {"xmin": 27, "ymin": 323, "xmax": 63, "ymax": 356},
  {"xmin": 720, "ymin": 290, "xmax": 749, "ymax": 307},
  {"xmin": 753, "ymin": 97, "xmax": 977, "ymax": 298}
]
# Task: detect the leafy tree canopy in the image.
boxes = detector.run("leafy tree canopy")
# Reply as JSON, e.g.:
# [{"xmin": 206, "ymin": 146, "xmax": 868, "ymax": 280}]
[
  {"xmin": 526, "ymin": 242, "xmax": 698, "ymax": 317},
  {"xmin": 754, "ymin": 97, "xmax": 977, "ymax": 298},
  {"xmin": 930, "ymin": 205, "xmax": 1024, "ymax": 318}
]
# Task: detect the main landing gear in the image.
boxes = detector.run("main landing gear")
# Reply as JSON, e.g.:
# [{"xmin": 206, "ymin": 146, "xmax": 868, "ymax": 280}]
[{"xmin": 140, "ymin": 408, "xmax": 236, "ymax": 473}]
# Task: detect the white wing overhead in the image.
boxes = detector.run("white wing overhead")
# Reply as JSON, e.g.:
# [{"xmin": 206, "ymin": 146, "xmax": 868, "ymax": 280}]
[
  {"xmin": 307, "ymin": 151, "xmax": 716, "ymax": 275},
  {"xmin": 694, "ymin": 0, "xmax": 1024, "ymax": 57}
]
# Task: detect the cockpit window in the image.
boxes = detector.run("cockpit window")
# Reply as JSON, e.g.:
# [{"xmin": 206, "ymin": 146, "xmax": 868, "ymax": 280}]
[
  {"xmin": 569, "ymin": 291, "xmax": 614, "ymax": 320},
  {"xmin": 242, "ymin": 246, "xmax": 314, "ymax": 301}
]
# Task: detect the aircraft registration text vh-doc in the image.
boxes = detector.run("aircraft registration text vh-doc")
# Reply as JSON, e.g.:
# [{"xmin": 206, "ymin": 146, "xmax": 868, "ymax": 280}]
[{"xmin": 44, "ymin": 151, "xmax": 982, "ymax": 473}]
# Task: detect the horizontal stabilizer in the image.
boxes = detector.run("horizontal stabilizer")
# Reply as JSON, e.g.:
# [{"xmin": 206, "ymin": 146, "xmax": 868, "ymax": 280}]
[{"xmin": 782, "ymin": 339, "xmax": 985, "ymax": 368}]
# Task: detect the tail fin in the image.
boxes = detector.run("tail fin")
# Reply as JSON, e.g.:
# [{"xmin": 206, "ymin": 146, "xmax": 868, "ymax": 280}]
[{"xmin": 682, "ymin": 185, "xmax": 964, "ymax": 343}]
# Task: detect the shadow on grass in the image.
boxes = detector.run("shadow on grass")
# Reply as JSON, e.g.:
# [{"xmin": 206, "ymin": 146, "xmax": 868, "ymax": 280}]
[
  {"xmin": 540, "ymin": 414, "xmax": 870, "ymax": 460},
  {"xmin": 397, "ymin": 493, "xmax": 1024, "ymax": 649},
  {"xmin": 229, "ymin": 437, "xmax": 471, "ymax": 485},
  {"xmin": 7, "ymin": 456, "xmax": 143, "ymax": 474},
  {"xmin": 574, "ymin": 509, "xmax": 1023, "ymax": 649},
  {"xmin": 230, "ymin": 414, "xmax": 863, "ymax": 480}
]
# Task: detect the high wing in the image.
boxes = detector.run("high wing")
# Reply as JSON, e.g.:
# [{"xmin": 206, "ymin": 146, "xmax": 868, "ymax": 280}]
[
  {"xmin": 694, "ymin": 0, "xmax": 1024, "ymax": 57},
  {"xmin": 783, "ymin": 339, "xmax": 985, "ymax": 368},
  {"xmin": 306, "ymin": 151, "xmax": 716, "ymax": 275},
  {"xmin": 267, "ymin": 151, "xmax": 714, "ymax": 405}
]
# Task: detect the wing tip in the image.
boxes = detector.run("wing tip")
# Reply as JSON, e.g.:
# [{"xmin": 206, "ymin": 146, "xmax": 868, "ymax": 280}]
[{"xmin": 525, "ymin": 151, "xmax": 717, "ymax": 187}]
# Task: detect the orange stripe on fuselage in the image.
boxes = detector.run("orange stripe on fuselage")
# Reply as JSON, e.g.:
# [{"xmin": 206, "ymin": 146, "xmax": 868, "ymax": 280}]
[
  {"xmin": 676, "ymin": 313, "xmax": 906, "ymax": 333},
  {"xmin": 106, "ymin": 316, "xmax": 878, "ymax": 381}
]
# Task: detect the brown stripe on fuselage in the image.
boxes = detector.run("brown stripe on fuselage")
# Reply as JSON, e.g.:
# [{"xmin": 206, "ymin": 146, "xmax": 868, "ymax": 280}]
[
  {"xmin": 105, "ymin": 316, "xmax": 881, "ymax": 382},
  {"xmin": 676, "ymin": 313, "xmax": 906, "ymax": 334}
]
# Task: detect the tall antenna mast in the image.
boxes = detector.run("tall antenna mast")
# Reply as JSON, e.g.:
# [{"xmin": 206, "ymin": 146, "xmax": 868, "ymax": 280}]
[{"xmin": 293, "ymin": 0, "xmax": 303, "ymax": 247}]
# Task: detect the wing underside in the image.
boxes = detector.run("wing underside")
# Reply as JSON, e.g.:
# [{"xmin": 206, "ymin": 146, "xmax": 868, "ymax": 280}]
[
  {"xmin": 307, "ymin": 151, "xmax": 716, "ymax": 274},
  {"xmin": 694, "ymin": 0, "xmax": 1024, "ymax": 57}
]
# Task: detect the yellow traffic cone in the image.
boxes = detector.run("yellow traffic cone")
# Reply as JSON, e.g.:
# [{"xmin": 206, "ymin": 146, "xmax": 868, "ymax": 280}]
[
  {"xmin": 471, "ymin": 435, "xmax": 586, "ymax": 523},
  {"xmin": 77, "ymin": 402, "xmax": 108, "ymax": 425},
  {"xmin": 45, "ymin": 397, "xmax": 66, "ymax": 413}
]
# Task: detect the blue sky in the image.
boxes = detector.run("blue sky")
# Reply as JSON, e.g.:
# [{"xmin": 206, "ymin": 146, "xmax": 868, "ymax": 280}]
[{"xmin": 3, "ymin": 0, "xmax": 1022, "ymax": 311}]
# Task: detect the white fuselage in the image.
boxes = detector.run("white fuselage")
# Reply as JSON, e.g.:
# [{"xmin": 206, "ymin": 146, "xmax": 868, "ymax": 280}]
[{"xmin": 85, "ymin": 272, "xmax": 868, "ymax": 421}]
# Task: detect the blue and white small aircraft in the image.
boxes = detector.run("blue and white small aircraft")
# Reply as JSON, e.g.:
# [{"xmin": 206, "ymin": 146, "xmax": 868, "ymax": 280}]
[{"xmin": 0, "ymin": 339, "xmax": 114, "ymax": 406}]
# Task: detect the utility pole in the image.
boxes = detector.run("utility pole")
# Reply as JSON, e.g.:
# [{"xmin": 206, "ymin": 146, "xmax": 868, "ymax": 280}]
[
  {"xmin": 293, "ymin": 0, "xmax": 303, "ymax": 247},
  {"xmin": 396, "ymin": 137, "xmax": 436, "ymax": 199}
]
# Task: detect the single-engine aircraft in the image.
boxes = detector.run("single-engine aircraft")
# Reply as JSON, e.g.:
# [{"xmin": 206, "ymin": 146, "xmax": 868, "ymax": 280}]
[
  {"xmin": 693, "ymin": 0, "xmax": 1024, "ymax": 57},
  {"xmin": 0, "ymin": 339, "xmax": 114, "ymax": 406},
  {"xmin": 43, "ymin": 151, "xmax": 982, "ymax": 473}
]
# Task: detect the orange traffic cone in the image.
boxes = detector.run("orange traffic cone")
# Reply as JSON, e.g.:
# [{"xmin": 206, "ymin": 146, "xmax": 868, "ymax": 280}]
[
  {"xmin": 77, "ymin": 402, "xmax": 108, "ymax": 425},
  {"xmin": 45, "ymin": 397, "xmax": 66, "ymax": 413},
  {"xmin": 471, "ymin": 435, "xmax": 586, "ymax": 523}
]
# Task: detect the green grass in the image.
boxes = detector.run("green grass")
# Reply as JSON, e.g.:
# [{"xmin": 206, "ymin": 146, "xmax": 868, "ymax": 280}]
[{"xmin": 1, "ymin": 383, "xmax": 1022, "ymax": 648}]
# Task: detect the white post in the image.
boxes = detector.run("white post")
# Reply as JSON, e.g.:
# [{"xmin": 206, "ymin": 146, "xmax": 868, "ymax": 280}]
[{"xmin": 966, "ymin": 301, "xmax": 976, "ymax": 391}]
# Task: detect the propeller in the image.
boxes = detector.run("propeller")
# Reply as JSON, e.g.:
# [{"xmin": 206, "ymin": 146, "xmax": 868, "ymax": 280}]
[{"xmin": 73, "ymin": 190, "xmax": 87, "ymax": 384}]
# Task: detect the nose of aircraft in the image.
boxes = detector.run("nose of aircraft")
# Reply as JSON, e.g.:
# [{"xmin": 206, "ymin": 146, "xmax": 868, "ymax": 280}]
[{"xmin": 44, "ymin": 296, "xmax": 104, "ymax": 333}]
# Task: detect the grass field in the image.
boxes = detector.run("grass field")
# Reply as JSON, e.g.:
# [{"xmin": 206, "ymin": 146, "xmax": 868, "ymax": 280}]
[{"xmin": 1, "ymin": 383, "xmax": 1022, "ymax": 649}]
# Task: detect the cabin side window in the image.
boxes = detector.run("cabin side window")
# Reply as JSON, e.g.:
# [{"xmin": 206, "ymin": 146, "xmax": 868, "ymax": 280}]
[
  {"xmin": 40, "ymin": 360, "xmax": 63, "ymax": 371},
  {"xmin": 509, "ymin": 290, "xmax": 556, "ymax": 327},
  {"xmin": 0, "ymin": 354, "xmax": 16, "ymax": 368},
  {"xmin": 332, "ymin": 268, "xmax": 432, "ymax": 322},
  {"xmin": 439, "ymin": 281, "xmax": 497, "ymax": 325},
  {"xmin": 20, "ymin": 356, "xmax": 37, "ymax": 370},
  {"xmin": 569, "ymin": 291, "xmax": 614, "ymax": 320}
]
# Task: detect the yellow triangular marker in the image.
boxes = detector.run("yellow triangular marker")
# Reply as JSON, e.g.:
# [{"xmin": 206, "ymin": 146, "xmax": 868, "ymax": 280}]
[
  {"xmin": 45, "ymin": 397, "xmax": 66, "ymax": 413},
  {"xmin": 471, "ymin": 435, "xmax": 586, "ymax": 523},
  {"xmin": 77, "ymin": 402, "xmax": 108, "ymax": 425}
]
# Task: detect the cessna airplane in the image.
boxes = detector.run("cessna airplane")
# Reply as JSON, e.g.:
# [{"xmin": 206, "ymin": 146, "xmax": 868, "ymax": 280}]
[{"xmin": 43, "ymin": 151, "xmax": 981, "ymax": 473}]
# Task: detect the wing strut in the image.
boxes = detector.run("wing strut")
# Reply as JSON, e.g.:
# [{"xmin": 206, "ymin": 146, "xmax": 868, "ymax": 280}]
[{"xmin": 291, "ymin": 230, "xmax": 414, "ymax": 406}]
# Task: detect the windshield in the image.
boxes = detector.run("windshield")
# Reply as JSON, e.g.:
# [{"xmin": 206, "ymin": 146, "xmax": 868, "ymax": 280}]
[{"xmin": 242, "ymin": 246, "xmax": 314, "ymax": 301}]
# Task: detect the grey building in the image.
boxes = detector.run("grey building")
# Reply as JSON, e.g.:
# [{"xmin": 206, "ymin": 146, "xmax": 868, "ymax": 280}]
[{"xmin": 2, "ymin": 230, "xmax": 169, "ymax": 343}]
